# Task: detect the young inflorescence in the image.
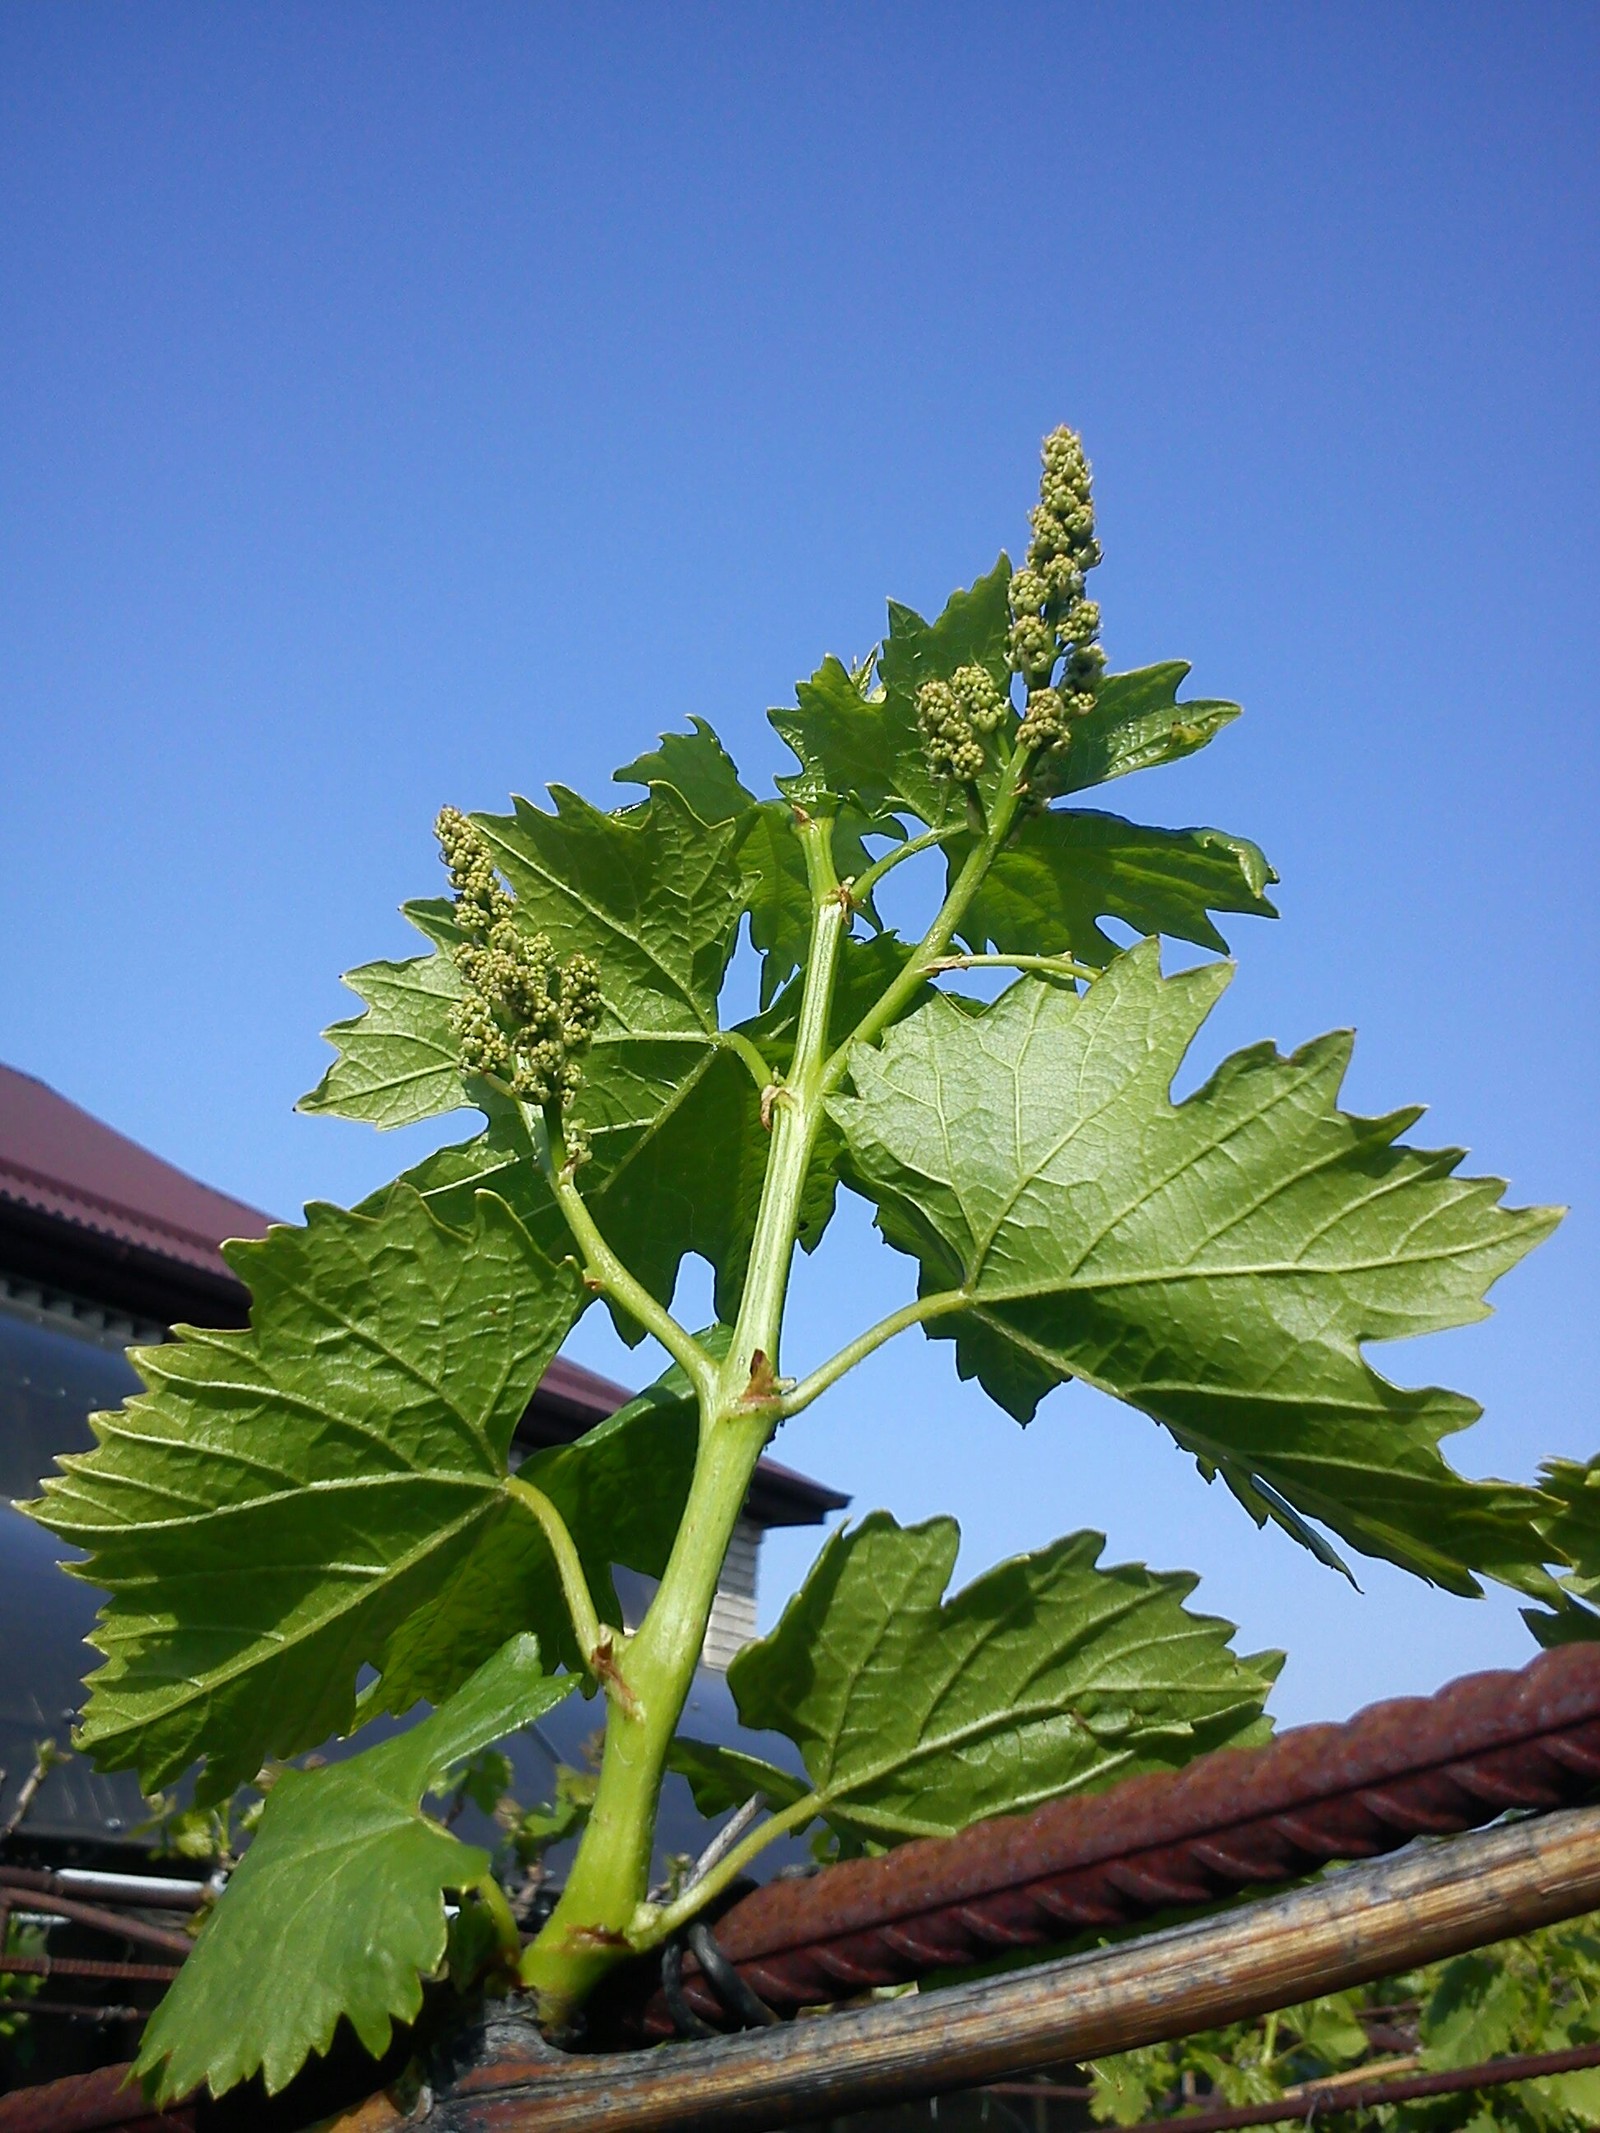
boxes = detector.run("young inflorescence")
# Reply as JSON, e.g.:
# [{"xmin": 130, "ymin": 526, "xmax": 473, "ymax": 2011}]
[
  {"xmin": 916, "ymin": 662, "xmax": 1010, "ymax": 782},
  {"xmin": 914, "ymin": 426, "xmax": 1107, "ymax": 785},
  {"xmin": 1013, "ymin": 425, "xmax": 1105, "ymax": 752},
  {"xmin": 434, "ymin": 807, "xmax": 602, "ymax": 1111}
]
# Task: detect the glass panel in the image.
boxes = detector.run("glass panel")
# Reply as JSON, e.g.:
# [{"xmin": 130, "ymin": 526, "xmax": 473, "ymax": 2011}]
[{"xmin": 0, "ymin": 1299, "xmax": 143, "ymax": 1504}]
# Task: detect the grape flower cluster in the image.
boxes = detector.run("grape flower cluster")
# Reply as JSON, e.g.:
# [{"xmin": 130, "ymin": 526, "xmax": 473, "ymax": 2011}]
[
  {"xmin": 913, "ymin": 426, "xmax": 1106, "ymax": 787},
  {"xmin": 916, "ymin": 662, "xmax": 1009, "ymax": 782},
  {"xmin": 1012, "ymin": 425, "xmax": 1106, "ymax": 754},
  {"xmin": 434, "ymin": 806, "xmax": 602, "ymax": 1111}
]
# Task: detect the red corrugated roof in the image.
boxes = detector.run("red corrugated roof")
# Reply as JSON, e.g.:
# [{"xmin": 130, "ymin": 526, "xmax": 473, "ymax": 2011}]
[
  {"xmin": 0, "ymin": 1064, "xmax": 271, "ymax": 1282},
  {"xmin": 0, "ymin": 1063, "xmax": 848, "ymax": 1525}
]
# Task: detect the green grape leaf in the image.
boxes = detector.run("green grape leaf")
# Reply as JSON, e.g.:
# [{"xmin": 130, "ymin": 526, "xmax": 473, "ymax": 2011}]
[
  {"xmin": 395, "ymin": 934, "xmax": 929, "ymax": 1314},
  {"xmin": 136, "ymin": 1634, "xmax": 568, "ymax": 2104},
  {"xmin": 876, "ymin": 556, "xmax": 1016, "ymax": 828},
  {"xmin": 298, "ymin": 899, "xmax": 468, "ymax": 1129},
  {"xmin": 672, "ymin": 1513, "xmax": 1277, "ymax": 1846},
  {"xmin": 954, "ymin": 808, "xmax": 1278, "ymax": 967},
  {"xmin": 665, "ymin": 1738, "xmax": 811, "ymax": 1818},
  {"xmin": 1421, "ymin": 1950, "xmax": 1527, "ymax": 2069},
  {"xmin": 770, "ymin": 561, "xmax": 1013, "ymax": 831},
  {"xmin": 25, "ymin": 1187, "xmax": 585, "ymax": 1799},
  {"xmin": 388, "ymin": 1037, "xmax": 780, "ymax": 1330},
  {"xmin": 474, "ymin": 780, "xmax": 743, "ymax": 1035},
  {"xmin": 307, "ymin": 776, "xmax": 770, "ymax": 1329},
  {"xmin": 1534, "ymin": 1458, "xmax": 1600, "ymax": 1597},
  {"xmin": 1524, "ymin": 1457, "xmax": 1600, "ymax": 1646},
  {"xmin": 613, "ymin": 715, "xmax": 756, "ymax": 827},
  {"xmin": 830, "ymin": 942, "xmax": 1560, "ymax": 1594},
  {"xmin": 476, "ymin": 780, "xmax": 764, "ymax": 1323},
  {"xmin": 374, "ymin": 1347, "xmax": 703, "ymax": 1710},
  {"xmin": 301, "ymin": 768, "xmax": 746, "ymax": 1155},
  {"xmin": 769, "ymin": 652, "xmax": 909, "ymax": 819},
  {"xmin": 1032, "ymin": 662, "xmax": 1243, "ymax": 800},
  {"xmin": 613, "ymin": 714, "xmax": 884, "ymax": 1005}
]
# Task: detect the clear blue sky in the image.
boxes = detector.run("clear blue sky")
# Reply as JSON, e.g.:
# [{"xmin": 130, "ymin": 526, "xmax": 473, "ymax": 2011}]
[{"xmin": 3, "ymin": 4, "xmax": 1596, "ymax": 1724}]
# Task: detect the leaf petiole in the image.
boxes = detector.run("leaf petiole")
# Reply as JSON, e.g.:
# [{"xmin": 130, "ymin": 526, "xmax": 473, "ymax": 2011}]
[
  {"xmin": 778, "ymin": 1292, "xmax": 969, "ymax": 1421},
  {"xmin": 851, "ymin": 822, "xmax": 966, "ymax": 904},
  {"xmin": 536, "ymin": 1110, "xmax": 719, "ymax": 1406},
  {"xmin": 470, "ymin": 1863, "xmax": 525, "ymax": 1970},
  {"xmin": 504, "ymin": 1475, "xmax": 605, "ymax": 1669},
  {"xmin": 714, "ymin": 1028, "xmax": 777, "ymax": 1092},
  {"xmin": 638, "ymin": 1790, "xmax": 825, "ymax": 1949},
  {"xmin": 926, "ymin": 951, "xmax": 1101, "ymax": 984}
]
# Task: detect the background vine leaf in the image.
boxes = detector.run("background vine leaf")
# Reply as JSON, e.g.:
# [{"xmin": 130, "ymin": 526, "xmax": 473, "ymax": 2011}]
[
  {"xmin": 770, "ymin": 562, "xmax": 1013, "ymax": 830},
  {"xmin": 375, "ymin": 1346, "xmax": 704, "ymax": 1709},
  {"xmin": 1524, "ymin": 1457, "xmax": 1600, "ymax": 1646},
  {"xmin": 28, "ymin": 1187, "xmax": 584, "ymax": 1798},
  {"xmin": 831, "ymin": 942, "xmax": 1560, "ymax": 1594},
  {"xmin": 954, "ymin": 807, "xmax": 1278, "ymax": 966},
  {"xmin": 671, "ymin": 1512, "xmax": 1279, "ymax": 1846},
  {"xmin": 136, "ymin": 1634, "xmax": 568, "ymax": 2105},
  {"xmin": 613, "ymin": 714, "xmax": 756, "ymax": 827},
  {"xmin": 298, "ymin": 899, "xmax": 468, "ymax": 1129},
  {"xmin": 613, "ymin": 714, "xmax": 881, "ymax": 1005},
  {"xmin": 1031, "ymin": 661, "xmax": 1244, "ymax": 799}
]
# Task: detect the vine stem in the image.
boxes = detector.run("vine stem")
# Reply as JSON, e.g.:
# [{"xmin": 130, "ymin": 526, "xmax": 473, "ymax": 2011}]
[
  {"xmin": 851, "ymin": 821, "xmax": 965, "ymax": 903},
  {"xmin": 518, "ymin": 747, "xmax": 1036, "ymax": 2027},
  {"xmin": 725, "ymin": 822, "xmax": 849, "ymax": 1375},
  {"xmin": 518, "ymin": 815, "xmax": 852, "ymax": 2025}
]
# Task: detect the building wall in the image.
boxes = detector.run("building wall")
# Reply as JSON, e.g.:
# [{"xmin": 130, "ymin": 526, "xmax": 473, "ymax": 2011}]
[{"xmin": 704, "ymin": 1516, "xmax": 761, "ymax": 1673}]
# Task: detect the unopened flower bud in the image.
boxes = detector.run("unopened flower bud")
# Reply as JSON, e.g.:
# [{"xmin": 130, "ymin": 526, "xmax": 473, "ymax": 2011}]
[
  {"xmin": 452, "ymin": 995, "xmax": 513, "ymax": 1080},
  {"xmin": 435, "ymin": 802, "xmax": 604, "ymax": 1110},
  {"xmin": 917, "ymin": 678, "xmax": 985, "ymax": 782},
  {"xmin": 1042, "ymin": 555, "xmax": 1083, "ymax": 604},
  {"xmin": 435, "ymin": 806, "xmax": 512, "ymax": 939},
  {"xmin": 1027, "ymin": 505, "xmax": 1069, "ymax": 563},
  {"xmin": 559, "ymin": 953, "xmax": 603, "ymax": 1053},
  {"xmin": 1008, "ymin": 612, "xmax": 1057, "ymax": 678},
  {"xmin": 951, "ymin": 663, "xmax": 1008, "ymax": 734},
  {"xmin": 1017, "ymin": 686, "xmax": 1069, "ymax": 753},
  {"xmin": 1008, "ymin": 567, "xmax": 1048, "ymax": 617}
]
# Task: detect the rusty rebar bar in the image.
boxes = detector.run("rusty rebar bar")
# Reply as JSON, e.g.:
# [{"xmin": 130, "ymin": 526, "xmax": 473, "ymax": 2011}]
[
  {"xmin": 0, "ymin": 1997, "xmax": 145, "ymax": 2021},
  {"xmin": 10, "ymin": 1645, "xmax": 1600, "ymax": 2131},
  {"xmin": 607, "ymin": 1641, "xmax": 1600, "ymax": 2038},
  {"xmin": 0, "ymin": 1889, "xmax": 195, "ymax": 1961},
  {"xmin": 0, "ymin": 2061, "xmax": 193, "ymax": 2133},
  {"xmin": 0, "ymin": 1954, "xmax": 180, "ymax": 1984}
]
